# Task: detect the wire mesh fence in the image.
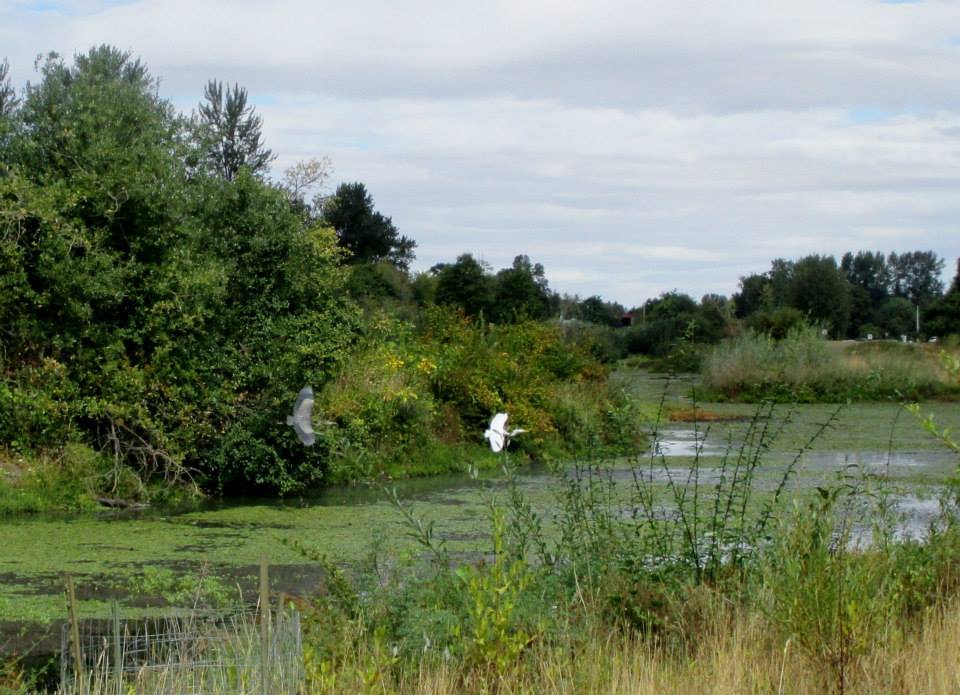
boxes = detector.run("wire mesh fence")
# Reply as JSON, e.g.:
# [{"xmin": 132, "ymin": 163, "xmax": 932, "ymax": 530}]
[{"xmin": 59, "ymin": 604, "xmax": 303, "ymax": 695}]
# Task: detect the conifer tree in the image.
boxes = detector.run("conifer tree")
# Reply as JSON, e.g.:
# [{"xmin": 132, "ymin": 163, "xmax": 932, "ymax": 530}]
[{"xmin": 197, "ymin": 80, "xmax": 274, "ymax": 180}]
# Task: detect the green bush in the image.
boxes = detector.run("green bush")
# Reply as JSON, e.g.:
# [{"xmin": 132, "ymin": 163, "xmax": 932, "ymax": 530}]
[
  {"xmin": 748, "ymin": 306, "xmax": 807, "ymax": 339},
  {"xmin": 0, "ymin": 443, "xmax": 104, "ymax": 514},
  {"xmin": 313, "ymin": 308, "xmax": 640, "ymax": 480},
  {"xmin": 553, "ymin": 320, "xmax": 627, "ymax": 364}
]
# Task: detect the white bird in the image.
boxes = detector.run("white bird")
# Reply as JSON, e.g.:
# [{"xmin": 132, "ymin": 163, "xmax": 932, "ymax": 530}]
[
  {"xmin": 287, "ymin": 385, "xmax": 316, "ymax": 446},
  {"xmin": 483, "ymin": 412, "xmax": 526, "ymax": 453}
]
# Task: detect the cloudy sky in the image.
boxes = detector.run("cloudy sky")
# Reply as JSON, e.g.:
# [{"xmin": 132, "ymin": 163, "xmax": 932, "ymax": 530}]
[{"xmin": 3, "ymin": 0, "xmax": 959, "ymax": 305}]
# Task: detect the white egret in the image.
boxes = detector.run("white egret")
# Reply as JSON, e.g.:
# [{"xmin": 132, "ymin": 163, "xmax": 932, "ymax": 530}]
[
  {"xmin": 287, "ymin": 385, "xmax": 316, "ymax": 446},
  {"xmin": 483, "ymin": 412, "xmax": 526, "ymax": 453}
]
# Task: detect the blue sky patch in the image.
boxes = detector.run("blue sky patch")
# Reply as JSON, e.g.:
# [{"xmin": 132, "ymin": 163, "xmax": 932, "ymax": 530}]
[
  {"xmin": 848, "ymin": 107, "xmax": 908, "ymax": 124},
  {"xmin": 24, "ymin": 1, "xmax": 65, "ymax": 13}
]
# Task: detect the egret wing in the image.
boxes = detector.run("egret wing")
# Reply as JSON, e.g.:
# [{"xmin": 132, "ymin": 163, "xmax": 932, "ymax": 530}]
[
  {"xmin": 484, "ymin": 428, "xmax": 505, "ymax": 452},
  {"xmin": 489, "ymin": 412, "xmax": 508, "ymax": 434}
]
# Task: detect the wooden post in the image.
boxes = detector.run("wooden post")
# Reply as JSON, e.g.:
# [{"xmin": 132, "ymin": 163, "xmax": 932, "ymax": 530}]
[
  {"xmin": 111, "ymin": 600, "xmax": 122, "ymax": 689},
  {"xmin": 259, "ymin": 555, "xmax": 270, "ymax": 695},
  {"xmin": 65, "ymin": 575, "xmax": 83, "ymax": 687}
]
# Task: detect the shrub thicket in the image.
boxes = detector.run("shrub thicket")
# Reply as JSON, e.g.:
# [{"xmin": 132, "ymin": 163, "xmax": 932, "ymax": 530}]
[{"xmin": 317, "ymin": 309, "xmax": 642, "ymax": 481}]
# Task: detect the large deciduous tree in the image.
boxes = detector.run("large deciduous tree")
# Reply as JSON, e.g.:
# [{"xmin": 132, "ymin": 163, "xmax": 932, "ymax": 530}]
[
  {"xmin": 841, "ymin": 251, "xmax": 891, "ymax": 338},
  {"xmin": 733, "ymin": 273, "xmax": 769, "ymax": 318},
  {"xmin": 841, "ymin": 251, "xmax": 890, "ymax": 302},
  {"xmin": 578, "ymin": 296, "xmax": 624, "ymax": 327},
  {"xmin": 10, "ymin": 46, "xmax": 188, "ymax": 355},
  {"xmin": 434, "ymin": 253, "xmax": 494, "ymax": 318},
  {"xmin": 2, "ymin": 46, "xmax": 359, "ymax": 494},
  {"xmin": 888, "ymin": 250, "xmax": 945, "ymax": 306},
  {"xmin": 789, "ymin": 255, "xmax": 852, "ymax": 337},
  {"xmin": 491, "ymin": 255, "xmax": 552, "ymax": 322}
]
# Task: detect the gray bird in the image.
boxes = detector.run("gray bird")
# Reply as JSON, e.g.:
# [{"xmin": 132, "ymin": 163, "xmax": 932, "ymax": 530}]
[{"xmin": 287, "ymin": 385, "xmax": 316, "ymax": 446}]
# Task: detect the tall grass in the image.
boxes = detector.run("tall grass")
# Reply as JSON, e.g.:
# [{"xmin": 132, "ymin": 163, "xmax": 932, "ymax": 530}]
[
  {"xmin": 703, "ymin": 327, "xmax": 960, "ymax": 402},
  {"xmin": 249, "ymin": 395, "xmax": 960, "ymax": 695},
  {"xmin": 48, "ymin": 597, "xmax": 960, "ymax": 695},
  {"xmin": 293, "ymin": 598, "xmax": 960, "ymax": 695}
]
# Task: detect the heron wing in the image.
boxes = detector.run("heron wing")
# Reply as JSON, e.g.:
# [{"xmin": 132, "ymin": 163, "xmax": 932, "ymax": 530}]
[
  {"xmin": 293, "ymin": 422, "xmax": 316, "ymax": 446},
  {"xmin": 290, "ymin": 385, "xmax": 316, "ymax": 446},
  {"xmin": 293, "ymin": 386, "xmax": 314, "ymax": 421}
]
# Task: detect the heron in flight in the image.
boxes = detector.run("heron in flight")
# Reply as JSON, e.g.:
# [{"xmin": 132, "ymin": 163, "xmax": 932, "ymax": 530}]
[
  {"xmin": 287, "ymin": 385, "xmax": 316, "ymax": 446},
  {"xmin": 483, "ymin": 412, "xmax": 526, "ymax": 453}
]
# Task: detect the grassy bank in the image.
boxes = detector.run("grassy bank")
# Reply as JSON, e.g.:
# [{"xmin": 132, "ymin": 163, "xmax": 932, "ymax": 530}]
[
  {"xmin": 301, "ymin": 595, "xmax": 960, "ymax": 695},
  {"xmin": 702, "ymin": 327, "xmax": 960, "ymax": 403}
]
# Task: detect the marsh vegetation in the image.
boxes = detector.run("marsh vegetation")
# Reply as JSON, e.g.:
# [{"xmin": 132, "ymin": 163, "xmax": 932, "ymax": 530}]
[{"xmin": 5, "ymin": 368, "xmax": 960, "ymax": 694}]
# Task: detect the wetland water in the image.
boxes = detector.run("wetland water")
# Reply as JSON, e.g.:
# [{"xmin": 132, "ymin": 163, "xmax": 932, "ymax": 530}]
[{"xmin": 2, "ymin": 373, "xmax": 958, "ymax": 655}]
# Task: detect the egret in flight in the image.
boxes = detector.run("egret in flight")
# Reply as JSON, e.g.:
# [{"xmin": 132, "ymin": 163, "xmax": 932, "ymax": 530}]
[
  {"xmin": 287, "ymin": 385, "xmax": 316, "ymax": 446},
  {"xmin": 483, "ymin": 412, "xmax": 526, "ymax": 453}
]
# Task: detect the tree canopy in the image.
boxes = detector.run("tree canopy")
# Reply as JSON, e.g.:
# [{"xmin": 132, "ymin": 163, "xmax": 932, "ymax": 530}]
[
  {"xmin": 322, "ymin": 182, "xmax": 416, "ymax": 270},
  {"xmin": 491, "ymin": 255, "xmax": 553, "ymax": 322},
  {"xmin": 1, "ymin": 46, "xmax": 359, "ymax": 494},
  {"xmin": 196, "ymin": 80, "xmax": 274, "ymax": 180},
  {"xmin": 434, "ymin": 253, "xmax": 495, "ymax": 318},
  {"xmin": 734, "ymin": 250, "xmax": 948, "ymax": 339}
]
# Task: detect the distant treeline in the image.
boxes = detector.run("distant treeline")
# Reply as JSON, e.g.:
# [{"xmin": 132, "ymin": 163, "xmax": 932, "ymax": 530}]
[
  {"xmin": 734, "ymin": 252, "xmax": 959, "ymax": 340},
  {"xmin": 400, "ymin": 250, "xmax": 959, "ymax": 360}
]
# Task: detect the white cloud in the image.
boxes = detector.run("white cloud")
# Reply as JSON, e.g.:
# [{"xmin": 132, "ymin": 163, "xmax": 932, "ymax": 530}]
[{"xmin": 3, "ymin": 0, "xmax": 959, "ymax": 303}]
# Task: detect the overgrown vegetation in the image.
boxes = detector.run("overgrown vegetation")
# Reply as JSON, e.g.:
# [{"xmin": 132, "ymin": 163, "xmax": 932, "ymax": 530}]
[
  {"xmin": 286, "ymin": 399, "xmax": 960, "ymax": 695},
  {"xmin": 317, "ymin": 309, "xmax": 640, "ymax": 482},
  {"xmin": 701, "ymin": 326, "xmax": 960, "ymax": 402},
  {"xmin": 28, "ymin": 395, "xmax": 960, "ymax": 695}
]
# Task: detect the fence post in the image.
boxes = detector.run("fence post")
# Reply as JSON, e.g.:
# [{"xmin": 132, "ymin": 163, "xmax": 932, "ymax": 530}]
[
  {"xmin": 260, "ymin": 555, "xmax": 270, "ymax": 695},
  {"xmin": 111, "ymin": 600, "xmax": 122, "ymax": 689},
  {"xmin": 65, "ymin": 574, "xmax": 83, "ymax": 687}
]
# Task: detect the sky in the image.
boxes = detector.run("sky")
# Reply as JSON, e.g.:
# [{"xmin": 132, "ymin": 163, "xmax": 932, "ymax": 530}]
[{"xmin": 2, "ymin": 0, "xmax": 959, "ymax": 306}]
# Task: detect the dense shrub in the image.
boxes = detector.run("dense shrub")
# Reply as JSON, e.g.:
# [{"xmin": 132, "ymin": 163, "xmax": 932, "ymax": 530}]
[
  {"xmin": 553, "ymin": 320, "xmax": 627, "ymax": 364},
  {"xmin": 316, "ymin": 308, "xmax": 642, "ymax": 480},
  {"xmin": 747, "ymin": 306, "xmax": 807, "ymax": 339}
]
